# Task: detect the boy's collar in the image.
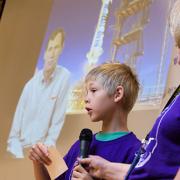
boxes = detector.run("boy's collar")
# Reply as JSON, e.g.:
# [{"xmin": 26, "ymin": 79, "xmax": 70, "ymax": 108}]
[{"xmin": 95, "ymin": 131, "xmax": 129, "ymax": 141}]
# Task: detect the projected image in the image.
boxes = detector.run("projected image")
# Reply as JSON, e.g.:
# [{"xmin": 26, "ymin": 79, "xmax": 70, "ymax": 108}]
[{"xmin": 7, "ymin": 28, "xmax": 70, "ymax": 158}]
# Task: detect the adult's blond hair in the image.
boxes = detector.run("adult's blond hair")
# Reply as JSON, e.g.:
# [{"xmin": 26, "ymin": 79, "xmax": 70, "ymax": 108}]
[{"xmin": 85, "ymin": 63, "xmax": 139, "ymax": 113}]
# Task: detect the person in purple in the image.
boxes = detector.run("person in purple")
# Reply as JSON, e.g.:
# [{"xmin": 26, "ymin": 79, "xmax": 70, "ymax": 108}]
[
  {"xmin": 77, "ymin": 23, "xmax": 180, "ymax": 180},
  {"xmin": 29, "ymin": 63, "xmax": 141, "ymax": 180},
  {"xmin": 79, "ymin": 87, "xmax": 180, "ymax": 179}
]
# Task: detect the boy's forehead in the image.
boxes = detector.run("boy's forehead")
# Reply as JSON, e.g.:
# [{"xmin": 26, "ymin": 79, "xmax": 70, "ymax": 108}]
[{"xmin": 84, "ymin": 79, "xmax": 102, "ymax": 88}]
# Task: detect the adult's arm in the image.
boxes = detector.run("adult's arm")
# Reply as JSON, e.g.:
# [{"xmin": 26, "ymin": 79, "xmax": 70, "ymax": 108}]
[{"xmin": 79, "ymin": 155, "xmax": 130, "ymax": 180}]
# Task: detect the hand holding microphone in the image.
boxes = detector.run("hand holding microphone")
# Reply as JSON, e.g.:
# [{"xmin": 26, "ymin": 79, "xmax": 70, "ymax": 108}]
[{"xmin": 71, "ymin": 128, "xmax": 93, "ymax": 180}]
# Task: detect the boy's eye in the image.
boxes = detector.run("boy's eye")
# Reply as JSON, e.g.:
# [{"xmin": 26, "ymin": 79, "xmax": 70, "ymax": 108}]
[{"xmin": 91, "ymin": 89, "xmax": 97, "ymax": 93}]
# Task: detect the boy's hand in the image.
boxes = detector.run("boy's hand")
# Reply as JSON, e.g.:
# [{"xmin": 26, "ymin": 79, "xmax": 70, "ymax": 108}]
[
  {"xmin": 71, "ymin": 164, "xmax": 93, "ymax": 180},
  {"xmin": 29, "ymin": 142, "xmax": 52, "ymax": 165}
]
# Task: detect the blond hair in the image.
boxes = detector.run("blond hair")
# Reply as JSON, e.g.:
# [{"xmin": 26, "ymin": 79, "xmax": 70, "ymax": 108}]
[{"xmin": 85, "ymin": 63, "xmax": 139, "ymax": 112}]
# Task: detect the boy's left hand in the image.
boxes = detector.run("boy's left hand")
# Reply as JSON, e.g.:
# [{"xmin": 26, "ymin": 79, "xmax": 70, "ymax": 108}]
[{"xmin": 71, "ymin": 164, "xmax": 93, "ymax": 180}]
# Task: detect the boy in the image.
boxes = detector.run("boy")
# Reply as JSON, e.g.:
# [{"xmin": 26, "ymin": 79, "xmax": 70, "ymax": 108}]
[{"xmin": 29, "ymin": 63, "xmax": 141, "ymax": 180}]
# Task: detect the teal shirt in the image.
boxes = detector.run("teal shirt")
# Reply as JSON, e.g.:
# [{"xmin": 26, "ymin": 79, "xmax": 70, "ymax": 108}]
[{"xmin": 95, "ymin": 131, "xmax": 129, "ymax": 141}]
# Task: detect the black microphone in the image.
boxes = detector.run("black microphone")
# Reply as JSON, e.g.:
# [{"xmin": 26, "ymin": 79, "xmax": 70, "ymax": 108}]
[{"xmin": 79, "ymin": 128, "xmax": 93, "ymax": 158}]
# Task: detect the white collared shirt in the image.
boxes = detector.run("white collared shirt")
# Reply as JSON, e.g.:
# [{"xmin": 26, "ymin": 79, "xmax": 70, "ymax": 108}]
[{"xmin": 7, "ymin": 65, "xmax": 70, "ymax": 158}]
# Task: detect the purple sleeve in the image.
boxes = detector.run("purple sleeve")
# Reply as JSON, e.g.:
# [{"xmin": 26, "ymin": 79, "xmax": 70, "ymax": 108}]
[{"xmin": 55, "ymin": 140, "xmax": 80, "ymax": 180}]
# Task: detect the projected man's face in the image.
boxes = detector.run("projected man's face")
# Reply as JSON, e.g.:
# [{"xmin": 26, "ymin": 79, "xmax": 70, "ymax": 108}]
[{"xmin": 44, "ymin": 33, "xmax": 63, "ymax": 71}]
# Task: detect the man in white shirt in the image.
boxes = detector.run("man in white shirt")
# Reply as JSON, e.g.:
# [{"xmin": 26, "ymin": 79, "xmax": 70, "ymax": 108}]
[{"xmin": 7, "ymin": 28, "xmax": 71, "ymax": 158}]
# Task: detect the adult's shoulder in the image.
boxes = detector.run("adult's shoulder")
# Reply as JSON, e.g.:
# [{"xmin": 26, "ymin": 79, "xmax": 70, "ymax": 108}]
[
  {"xmin": 56, "ymin": 65, "xmax": 71, "ymax": 77},
  {"xmin": 176, "ymin": 94, "xmax": 180, "ymax": 102},
  {"xmin": 167, "ymin": 93, "xmax": 180, "ymax": 112},
  {"xmin": 23, "ymin": 70, "xmax": 42, "ymax": 89},
  {"xmin": 29, "ymin": 69, "xmax": 43, "ymax": 81}
]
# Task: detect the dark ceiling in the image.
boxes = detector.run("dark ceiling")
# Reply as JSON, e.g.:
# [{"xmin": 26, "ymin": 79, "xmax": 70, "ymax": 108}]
[{"xmin": 0, "ymin": 0, "xmax": 6, "ymax": 19}]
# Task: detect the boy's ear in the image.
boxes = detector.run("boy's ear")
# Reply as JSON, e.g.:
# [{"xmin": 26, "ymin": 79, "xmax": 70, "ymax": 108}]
[{"xmin": 114, "ymin": 85, "xmax": 124, "ymax": 103}]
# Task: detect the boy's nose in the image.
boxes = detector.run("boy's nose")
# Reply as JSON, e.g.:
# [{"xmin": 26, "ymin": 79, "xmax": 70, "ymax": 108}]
[
  {"xmin": 84, "ymin": 98, "xmax": 88, "ymax": 104},
  {"xmin": 84, "ymin": 96, "xmax": 89, "ymax": 104}
]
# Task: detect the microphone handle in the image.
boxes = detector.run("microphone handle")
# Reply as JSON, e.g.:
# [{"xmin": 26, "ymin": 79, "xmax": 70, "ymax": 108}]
[{"xmin": 80, "ymin": 140, "xmax": 91, "ymax": 158}]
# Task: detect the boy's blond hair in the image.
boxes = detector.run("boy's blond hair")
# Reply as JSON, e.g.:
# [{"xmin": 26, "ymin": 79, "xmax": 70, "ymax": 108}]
[{"xmin": 85, "ymin": 63, "xmax": 139, "ymax": 112}]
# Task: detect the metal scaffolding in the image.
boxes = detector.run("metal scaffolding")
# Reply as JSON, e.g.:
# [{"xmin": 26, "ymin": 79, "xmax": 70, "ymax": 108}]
[{"xmin": 111, "ymin": 0, "xmax": 152, "ymax": 68}]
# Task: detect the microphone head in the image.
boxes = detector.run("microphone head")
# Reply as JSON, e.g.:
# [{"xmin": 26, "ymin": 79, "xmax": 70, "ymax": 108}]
[
  {"xmin": 79, "ymin": 128, "xmax": 93, "ymax": 142},
  {"xmin": 79, "ymin": 128, "xmax": 93, "ymax": 159}
]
